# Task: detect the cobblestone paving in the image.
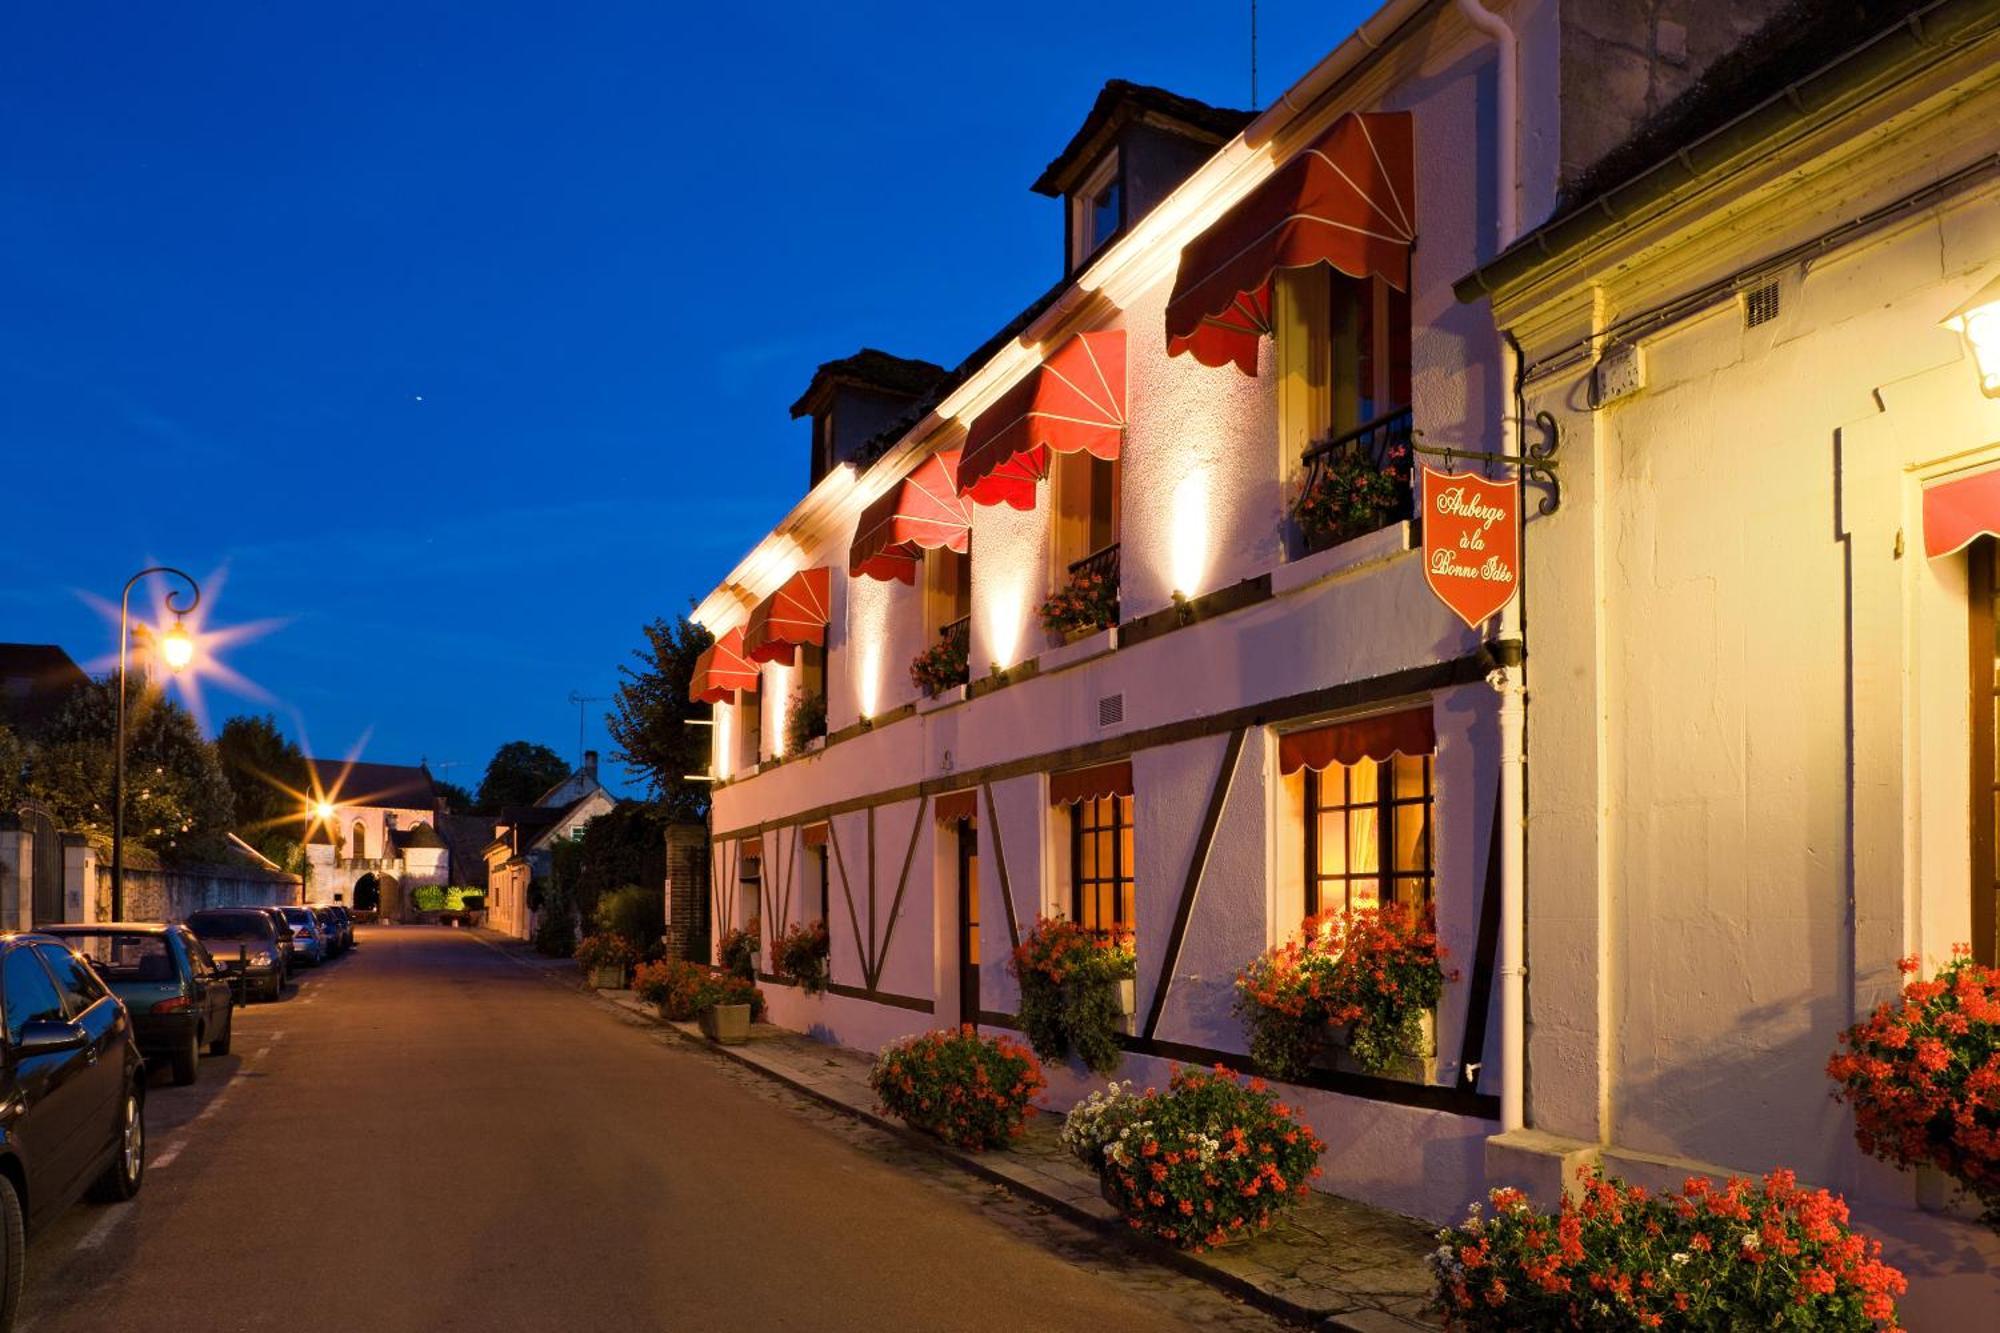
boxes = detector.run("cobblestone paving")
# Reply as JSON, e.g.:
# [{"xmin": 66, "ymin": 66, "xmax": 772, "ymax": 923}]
[{"xmin": 484, "ymin": 936, "xmax": 1441, "ymax": 1331}]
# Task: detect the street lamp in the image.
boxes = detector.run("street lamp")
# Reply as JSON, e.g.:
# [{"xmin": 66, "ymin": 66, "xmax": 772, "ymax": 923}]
[
  {"xmin": 114, "ymin": 566, "xmax": 200, "ymax": 920},
  {"xmin": 1943, "ymin": 271, "xmax": 2000, "ymax": 399}
]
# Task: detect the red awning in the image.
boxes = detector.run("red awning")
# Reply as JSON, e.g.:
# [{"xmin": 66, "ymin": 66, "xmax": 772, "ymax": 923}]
[
  {"xmin": 958, "ymin": 330, "xmax": 1126, "ymax": 507},
  {"xmin": 802, "ymin": 822, "xmax": 829, "ymax": 848},
  {"xmin": 1279, "ymin": 706, "xmax": 1434, "ymax": 776},
  {"xmin": 849, "ymin": 448, "xmax": 977, "ymax": 585},
  {"xmin": 1923, "ymin": 465, "xmax": 2000, "ymax": 558},
  {"xmin": 688, "ymin": 627, "xmax": 760, "ymax": 704},
  {"xmin": 1050, "ymin": 760, "xmax": 1134, "ymax": 806},
  {"xmin": 743, "ymin": 566, "xmax": 832, "ymax": 665},
  {"xmin": 1166, "ymin": 112, "xmax": 1414, "ymax": 375},
  {"xmin": 934, "ymin": 789, "xmax": 978, "ymax": 823}
]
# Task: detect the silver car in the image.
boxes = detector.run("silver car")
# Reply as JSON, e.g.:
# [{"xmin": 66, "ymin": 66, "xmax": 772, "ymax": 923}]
[{"xmin": 278, "ymin": 907, "xmax": 326, "ymax": 967}]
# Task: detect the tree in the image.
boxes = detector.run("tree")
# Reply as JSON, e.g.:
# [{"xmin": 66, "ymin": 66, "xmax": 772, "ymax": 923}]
[
  {"xmin": 606, "ymin": 612, "xmax": 713, "ymax": 821},
  {"xmin": 26, "ymin": 678, "xmax": 236, "ymax": 864},
  {"xmin": 0, "ymin": 723, "xmax": 22, "ymax": 807},
  {"xmin": 433, "ymin": 779, "xmax": 473, "ymax": 812},
  {"xmin": 551, "ymin": 800, "xmax": 667, "ymax": 947},
  {"xmin": 215, "ymin": 714, "xmax": 311, "ymax": 863},
  {"xmin": 475, "ymin": 740, "xmax": 569, "ymax": 812}
]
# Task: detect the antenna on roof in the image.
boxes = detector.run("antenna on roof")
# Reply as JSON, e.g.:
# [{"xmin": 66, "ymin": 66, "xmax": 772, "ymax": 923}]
[
  {"xmin": 567, "ymin": 690, "xmax": 608, "ymax": 767},
  {"xmin": 1250, "ymin": 0, "xmax": 1259, "ymax": 110}
]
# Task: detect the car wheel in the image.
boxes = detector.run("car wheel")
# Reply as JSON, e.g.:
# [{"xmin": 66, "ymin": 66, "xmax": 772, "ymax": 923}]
[
  {"xmin": 262, "ymin": 975, "xmax": 281, "ymax": 1003},
  {"xmin": 0, "ymin": 1171, "xmax": 22, "ymax": 1331},
  {"xmin": 170, "ymin": 1030, "xmax": 199, "ymax": 1086},
  {"xmin": 88, "ymin": 1086, "xmax": 144, "ymax": 1203},
  {"xmin": 209, "ymin": 1012, "xmax": 232, "ymax": 1057}
]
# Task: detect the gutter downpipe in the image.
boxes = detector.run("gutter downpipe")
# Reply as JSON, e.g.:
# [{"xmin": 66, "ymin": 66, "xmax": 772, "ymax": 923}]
[{"xmin": 1455, "ymin": 0, "xmax": 1527, "ymax": 1136}]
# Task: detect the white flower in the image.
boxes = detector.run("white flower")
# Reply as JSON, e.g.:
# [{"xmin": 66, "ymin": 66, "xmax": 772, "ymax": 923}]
[
  {"xmin": 1739, "ymin": 1233, "xmax": 1759, "ymax": 1251},
  {"xmin": 1671, "ymin": 1252, "xmax": 1690, "ymax": 1266}
]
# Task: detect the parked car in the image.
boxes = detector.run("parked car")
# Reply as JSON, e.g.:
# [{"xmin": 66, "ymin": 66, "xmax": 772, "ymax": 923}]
[
  {"xmin": 40, "ymin": 925, "xmax": 235, "ymax": 1086},
  {"xmin": 279, "ymin": 907, "xmax": 327, "ymax": 968},
  {"xmin": 255, "ymin": 906, "xmax": 298, "ymax": 973},
  {"xmin": 328, "ymin": 904, "xmax": 355, "ymax": 950},
  {"xmin": 311, "ymin": 906, "xmax": 345, "ymax": 957},
  {"xmin": 0, "ymin": 932, "xmax": 146, "ymax": 1327},
  {"xmin": 186, "ymin": 908, "xmax": 286, "ymax": 1002}
]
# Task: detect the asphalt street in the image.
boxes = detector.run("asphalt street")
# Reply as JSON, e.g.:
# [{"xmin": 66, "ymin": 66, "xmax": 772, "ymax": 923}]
[{"xmin": 14, "ymin": 926, "xmax": 1285, "ymax": 1332}]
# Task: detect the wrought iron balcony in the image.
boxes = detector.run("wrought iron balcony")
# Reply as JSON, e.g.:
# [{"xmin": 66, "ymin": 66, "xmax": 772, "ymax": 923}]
[
  {"xmin": 1052, "ymin": 541, "xmax": 1121, "ymax": 634},
  {"xmin": 1294, "ymin": 406, "xmax": 1416, "ymax": 553}
]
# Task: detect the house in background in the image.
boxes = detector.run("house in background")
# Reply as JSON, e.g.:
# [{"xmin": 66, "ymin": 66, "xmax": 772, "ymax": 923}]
[
  {"xmin": 0, "ymin": 643, "xmax": 88, "ymax": 736},
  {"xmin": 483, "ymin": 751, "xmax": 616, "ymax": 940},
  {"xmin": 302, "ymin": 759, "xmax": 449, "ymax": 915}
]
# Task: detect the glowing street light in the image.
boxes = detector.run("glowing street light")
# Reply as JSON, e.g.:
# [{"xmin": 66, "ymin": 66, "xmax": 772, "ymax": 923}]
[
  {"xmin": 1943, "ymin": 271, "xmax": 2000, "ymax": 399},
  {"xmin": 312, "ymin": 800, "xmax": 336, "ymax": 822},
  {"xmin": 113, "ymin": 566, "xmax": 201, "ymax": 919}
]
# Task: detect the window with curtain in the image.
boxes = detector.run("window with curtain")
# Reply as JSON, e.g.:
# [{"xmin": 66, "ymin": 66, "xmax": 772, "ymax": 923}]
[
  {"xmin": 1303, "ymin": 753, "xmax": 1432, "ymax": 916},
  {"xmin": 1070, "ymin": 793, "xmax": 1135, "ymax": 944}
]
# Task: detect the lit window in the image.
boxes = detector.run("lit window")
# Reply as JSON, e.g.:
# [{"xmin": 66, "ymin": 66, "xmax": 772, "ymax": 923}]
[
  {"xmin": 1303, "ymin": 754, "xmax": 1432, "ymax": 916},
  {"xmin": 1276, "ymin": 268, "xmax": 1412, "ymax": 453},
  {"xmin": 1070, "ymin": 793, "xmax": 1135, "ymax": 944},
  {"xmin": 1070, "ymin": 153, "xmax": 1122, "ymax": 266}
]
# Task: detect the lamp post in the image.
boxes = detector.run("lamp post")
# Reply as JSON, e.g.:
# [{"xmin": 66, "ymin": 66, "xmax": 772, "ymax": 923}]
[
  {"xmin": 1944, "ymin": 271, "xmax": 2000, "ymax": 399},
  {"xmin": 114, "ymin": 566, "xmax": 200, "ymax": 920}
]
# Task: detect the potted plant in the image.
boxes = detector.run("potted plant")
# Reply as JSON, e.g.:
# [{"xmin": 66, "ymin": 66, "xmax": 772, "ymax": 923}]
[
  {"xmin": 1233, "ymin": 905, "xmax": 1451, "ymax": 1082},
  {"xmin": 785, "ymin": 687, "xmax": 828, "ymax": 754},
  {"xmin": 910, "ymin": 634, "xmax": 970, "ymax": 697},
  {"xmin": 1037, "ymin": 566, "xmax": 1118, "ymax": 642},
  {"xmin": 1430, "ymin": 1168, "xmax": 1907, "ymax": 1330},
  {"xmin": 717, "ymin": 921, "xmax": 759, "ymax": 980},
  {"xmin": 573, "ymin": 933, "xmax": 636, "ymax": 989},
  {"xmin": 1290, "ymin": 438, "xmax": 1409, "ymax": 552},
  {"xmin": 633, "ymin": 958, "xmax": 707, "ymax": 1020},
  {"xmin": 772, "ymin": 919, "xmax": 830, "ymax": 994},
  {"xmin": 695, "ymin": 973, "xmax": 764, "ymax": 1044},
  {"xmin": 869, "ymin": 1026, "xmax": 1045, "ymax": 1150},
  {"xmin": 1008, "ymin": 916, "xmax": 1136, "ymax": 1075},
  {"xmin": 1061, "ymin": 1066, "xmax": 1324, "ymax": 1251},
  {"xmin": 1827, "ymin": 944, "xmax": 2000, "ymax": 1228}
]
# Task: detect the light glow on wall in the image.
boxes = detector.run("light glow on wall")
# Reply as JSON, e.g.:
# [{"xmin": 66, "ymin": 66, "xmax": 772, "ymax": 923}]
[
  {"xmin": 858, "ymin": 638, "xmax": 881, "ymax": 719},
  {"xmin": 715, "ymin": 705, "xmax": 733, "ymax": 781},
  {"xmin": 769, "ymin": 663, "xmax": 791, "ymax": 756},
  {"xmin": 1944, "ymin": 272, "xmax": 2000, "ymax": 398},
  {"xmin": 987, "ymin": 581, "xmax": 1025, "ymax": 670},
  {"xmin": 1170, "ymin": 468, "xmax": 1212, "ymax": 597}
]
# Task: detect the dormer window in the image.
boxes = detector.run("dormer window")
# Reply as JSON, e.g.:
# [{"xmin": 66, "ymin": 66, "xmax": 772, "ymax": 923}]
[{"xmin": 1070, "ymin": 152, "xmax": 1123, "ymax": 267}]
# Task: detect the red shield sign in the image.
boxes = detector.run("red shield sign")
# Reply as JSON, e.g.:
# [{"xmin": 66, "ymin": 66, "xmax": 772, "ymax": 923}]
[{"xmin": 1420, "ymin": 465, "xmax": 1520, "ymax": 629}]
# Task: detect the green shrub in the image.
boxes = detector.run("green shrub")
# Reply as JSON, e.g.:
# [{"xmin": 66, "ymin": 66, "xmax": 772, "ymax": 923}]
[
  {"xmin": 533, "ymin": 912, "xmax": 575, "ymax": 957},
  {"xmin": 870, "ymin": 1027, "xmax": 1045, "ymax": 1151},
  {"xmin": 411, "ymin": 884, "xmax": 447, "ymax": 913},
  {"xmin": 594, "ymin": 883, "xmax": 664, "ymax": 954}
]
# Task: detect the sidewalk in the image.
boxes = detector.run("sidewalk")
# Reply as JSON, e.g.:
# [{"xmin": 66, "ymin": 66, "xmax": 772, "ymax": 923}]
[{"xmin": 481, "ymin": 939, "xmax": 1445, "ymax": 1331}]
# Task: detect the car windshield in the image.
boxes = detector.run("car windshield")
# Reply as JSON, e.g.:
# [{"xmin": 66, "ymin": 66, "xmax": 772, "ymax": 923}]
[
  {"xmin": 50, "ymin": 933, "xmax": 175, "ymax": 982},
  {"xmin": 189, "ymin": 911, "xmax": 275, "ymax": 942},
  {"xmin": 281, "ymin": 909, "xmax": 316, "ymax": 930}
]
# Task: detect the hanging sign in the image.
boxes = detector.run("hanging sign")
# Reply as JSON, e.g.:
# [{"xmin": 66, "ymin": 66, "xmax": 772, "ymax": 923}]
[{"xmin": 1420, "ymin": 464, "xmax": 1520, "ymax": 629}]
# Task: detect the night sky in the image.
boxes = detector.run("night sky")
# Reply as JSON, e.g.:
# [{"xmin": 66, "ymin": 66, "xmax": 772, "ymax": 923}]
[{"xmin": 2, "ymin": 1, "xmax": 1370, "ymax": 792}]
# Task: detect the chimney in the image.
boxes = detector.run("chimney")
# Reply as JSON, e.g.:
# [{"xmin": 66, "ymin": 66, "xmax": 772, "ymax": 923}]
[{"xmin": 582, "ymin": 750, "xmax": 598, "ymax": 781}]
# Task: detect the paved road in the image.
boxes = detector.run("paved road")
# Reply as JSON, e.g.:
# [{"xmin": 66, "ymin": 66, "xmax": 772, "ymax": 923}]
[{"xmin": 17, "ymin": 926, "xmax": 1282, "ymax": 1332}]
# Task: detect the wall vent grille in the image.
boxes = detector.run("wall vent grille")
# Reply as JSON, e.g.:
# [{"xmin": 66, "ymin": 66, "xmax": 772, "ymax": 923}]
[
  {"xmin": 1097, "ymin": 693, "xmax": 1125, "ymax": 728},
  {"xmin": 1744, "ymin": 280, "xmax": 1780, "ymax": 328}
]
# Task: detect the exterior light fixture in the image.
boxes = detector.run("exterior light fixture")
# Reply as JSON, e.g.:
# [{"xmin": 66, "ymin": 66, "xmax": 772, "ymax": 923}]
[
  {"xmin": 160, "ymin": 619, "xmax": 196, "ymax": 672},
  {"xmin": 113, "ymin": 565, "xmax": 201, "ymax": 919},
  {"xmin": 1943, "ymin": 272, "xmax": 2000, "ymax": 399},
  {"xmin": 313, "ymin": 801, "xmax": 336, "ymax": 821}
]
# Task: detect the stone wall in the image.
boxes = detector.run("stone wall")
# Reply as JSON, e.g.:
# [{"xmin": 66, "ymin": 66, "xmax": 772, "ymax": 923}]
[
  {"xmin": 663, "ymin": 824, "xmax": 706, "ymax": 961},
  {"xmin": 96, "ymin": 862, "xmax": 302, "ymax": 923}
]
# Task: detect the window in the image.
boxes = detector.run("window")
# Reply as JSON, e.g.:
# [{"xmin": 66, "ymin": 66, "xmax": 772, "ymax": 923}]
[
  {"xmin": 1276, "ymin": 267, "xmax": 1413, "ymax": 457},
  {"xmin": 741, "ymin": 690, "xmax": 762, "ymax": 766},
  {"xmin": 1971, "ymin": 539, "xmax": 2000, "ymax": 966},
  {"xmin": 814, "ymin": 843, "xmax": 831, "ymax": 925},
  {"xmin": 1303, "ymin": 754, "xmax": 1432, "ymax": 916},
  {"xmin": 1049, "ymin": 450, "xmax": 1121, "ymax": 574},
  {"xmin": 1, "ymin": 947, "xmax": 66, "ymax": 1045},
  {"xmin": 35, "ymin": 944, "xmax": 107, "ymax": 1017},
  {"xmin": 1070, "ymin": 152, "xmax": 1122, "ymax": 268},
  {"xmin": 1070, "ymin": 793, "xmax": 1135, "ymax": 944},
  {"xmin": 352, "ymin": 819, "xmax": 369, "ymax": 861},
  {"xmin": 923, "ymin": 545, "xmax": 972, "ymax": 641}
]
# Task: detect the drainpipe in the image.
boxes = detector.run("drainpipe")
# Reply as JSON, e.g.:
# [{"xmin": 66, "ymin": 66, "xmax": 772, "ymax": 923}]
[{"xmin": 1454, "ymin": 0, "xmax": 1526, "ymax": 1135}]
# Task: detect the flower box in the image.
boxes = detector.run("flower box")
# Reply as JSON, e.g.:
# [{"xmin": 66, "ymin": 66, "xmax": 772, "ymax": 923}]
[
  {"xmin": 1114, "ymin": 977, "xmax": 1136, "ymax": 1016},
  {"xmin": 700, "ymin": 1002, "xmax": 752, "ymax": 1044},
  {"xmin": 589, "ymin": 964, "xmax": 627, "ymax": 989},
  {"xmin": 1324, "ymin": 1010, "xmax": 1435, "ymax": 1084}
]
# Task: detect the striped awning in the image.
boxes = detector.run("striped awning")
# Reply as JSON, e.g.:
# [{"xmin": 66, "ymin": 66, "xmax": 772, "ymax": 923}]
[
  {"xmin": 1923, "ymin": 464, "xmax": 2000, "ymax": 558},
  {"xmin": 1166, "ymin": 112, "xmax": 1414, "ymax": 375},
  {"xmin": 688, "ymin": 627, "xmax": 759, "ymax": 704},
  {"xmin": 849, "ymin": 448, "xmax": 978, "ymax": 585},
  {"xmin": 1278, "ymin": 706, "xmax": 1433, "ymax": 775},
  {"xmin": 743, "ymin": 566, "xmax": 832, "ymax": 665},
  {"xmin": 957, "ymin": 330, "xmax": 1126, "ymax": 508},
  {"xmin": 934, "ymin": 789, "xmax": 978, "ymax": 823},
  {"xmin": 1049, "ymin": 761, "xmax": 1133, "ymax": 806}
]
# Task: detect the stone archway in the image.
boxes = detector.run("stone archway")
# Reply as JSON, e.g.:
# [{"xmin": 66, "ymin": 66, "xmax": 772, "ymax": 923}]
[{"xmin": 353, "ymin": 873, "xmax": 380, "ymax": 915}]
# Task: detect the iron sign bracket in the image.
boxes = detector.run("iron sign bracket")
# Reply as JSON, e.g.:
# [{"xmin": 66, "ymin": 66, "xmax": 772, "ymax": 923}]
[{"xmin": 1410, "ymin": 411, "xmax": 1562, "ymax": 515}]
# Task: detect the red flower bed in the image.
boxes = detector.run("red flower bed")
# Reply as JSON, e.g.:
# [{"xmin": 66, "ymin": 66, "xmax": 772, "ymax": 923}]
[
  {"xmin": 633, "ymin": 959, "xmax": 765, "ymax": 1021},
  {"xmin": 572, "ymin": 933, "xmax": 635, "ymax": 973},
  {"xmin": 868, "ymin": 1027, "xmax": 1045, "ymax": 1151},
  {"xmin": 1079, "ymin": 1066, "xmax": 1325, "ymax": 1251},
  {"xmin": 1828, "ymin": 946, "xmax": 2000, "ymax": 1226},
  {"xmin": 1431, "ymin": 1168, "xmax": 1906, "ymax": 1331}
]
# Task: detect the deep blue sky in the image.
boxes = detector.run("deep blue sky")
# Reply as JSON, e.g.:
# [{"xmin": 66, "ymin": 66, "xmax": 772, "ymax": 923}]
[{"xmin": 2, "ymin": 1, "xmax": 1369, "ymax": 792}]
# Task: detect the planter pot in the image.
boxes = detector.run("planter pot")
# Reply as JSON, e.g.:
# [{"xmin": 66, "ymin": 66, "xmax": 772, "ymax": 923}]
[
  {"xmin": 1324, "ymin": 1010, "xmax": 1436, "ymax": 1084},
  {"xmin": 700, "ymin": 1002, "xmax": 752, "ymax": 1045},
  {"xmin": 1114, "ymin": 977, "xmax": 1137, "ymax": 1016},
  {"xmin": 589, "ymin": 964, "xmax": 627, "ymax": 990}
]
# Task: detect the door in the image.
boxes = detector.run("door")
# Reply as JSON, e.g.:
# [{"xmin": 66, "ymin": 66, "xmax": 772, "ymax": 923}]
[
  {"xmin": 956, "ymin": 821, "xmax": 980, "ymax": 1028},
  {"xmin": 178, "ymin": 929, "xmax": 231, "ymax": 1038},
  {"xmin": 22, "ymin": 803, "xmax": 63, "ymax": 925},
  {"xmin": 2, "ymin": 945, "xmax": 96, "ymax": 1216},
  {"xmin": 34, "ymin": 943, "xmax": 125, "ymax": 1155}
]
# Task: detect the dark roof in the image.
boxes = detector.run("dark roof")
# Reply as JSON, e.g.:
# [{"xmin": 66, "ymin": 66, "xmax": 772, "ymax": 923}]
[
  {"xmin": 307, "ymin": 759, "xmax": 437, "ymax": 811},
  {"xmin": 1457, "ymin": 0, "xmax": 1979, "ymax": 299},
  {"xmin": 1032, "ymin": 79, "xmax": 1253, "ymax": 198},
  {"xmin": 438, "ymin": 814, "xmax": 493, "ymax": 887},
  {"xmin": 391, "ymin": 822, "xmax": 445, "ymax": 850},
  {"xmin": 788, "ymin": 348, "xmax": 950, "ymax": 419},
  {"xmin": 0, "ymin": 643, "xmax": 88, "ymax": 733}
]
